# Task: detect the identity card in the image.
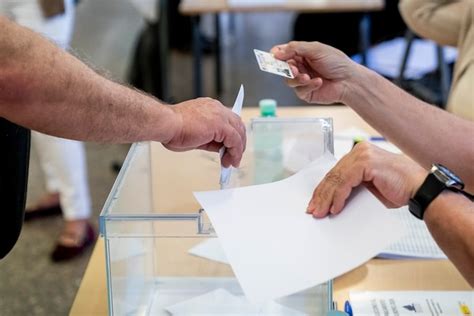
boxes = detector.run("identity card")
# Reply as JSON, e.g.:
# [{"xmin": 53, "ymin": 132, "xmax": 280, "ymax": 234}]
[{"xmin": 254, "ymin": 49, "xmax": 294, "ymax": 79}]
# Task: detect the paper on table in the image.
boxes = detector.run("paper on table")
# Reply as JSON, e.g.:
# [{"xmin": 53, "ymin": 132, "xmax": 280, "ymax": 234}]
[
  {"xmin": 219, "ymin": 85, "xmax": 244, "ymax": 188},
  {"xmin": 165, "ymin": 288, "xmax": 305, "ymax": 316},
  {"xmin": 334, "ymin": 127, "xmax": 401, "ymax": 160},
  {"xmin": 350, "ymin": 291, "xmax": 473, "ymax": 316},
  {"xmin": 380, "ymin": 207, "xmax": 447, "ymax": 259},
  {"xmin": 194, "ymin": 154, "xmax": 404, "ymax": 303}
]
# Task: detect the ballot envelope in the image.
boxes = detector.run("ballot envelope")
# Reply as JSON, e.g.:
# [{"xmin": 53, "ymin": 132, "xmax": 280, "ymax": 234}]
[{"xmin": 100, "ymin": 117, "xmax": 335, "ymax": 315}]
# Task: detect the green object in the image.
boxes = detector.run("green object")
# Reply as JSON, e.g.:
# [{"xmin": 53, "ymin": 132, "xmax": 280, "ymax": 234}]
[
  {"xmin": 259, "ymin": 99, "xmax": 277, "ymax": 117},
  {"xmin": 352, "ymin": 136, "xmax": 365, "ymax": 147}
]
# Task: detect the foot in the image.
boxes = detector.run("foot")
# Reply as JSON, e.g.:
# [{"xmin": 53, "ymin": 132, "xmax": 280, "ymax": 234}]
[
  {"xmin": 24, "ymin": 192, "xmax": 62, "ymax": 221},
  {"xmin": 51, "ymin": 220, "xmax": 96, "ymax": 262}
]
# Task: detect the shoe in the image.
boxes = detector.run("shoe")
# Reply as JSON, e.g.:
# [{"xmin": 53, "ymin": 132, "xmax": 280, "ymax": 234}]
[
  {"xmin": 51, "ymin": 222, "xmax": 96, "ymax": 262},
  {"xmin": 24, "ymin": 204, "xmax": 62, "ymax": 221}
]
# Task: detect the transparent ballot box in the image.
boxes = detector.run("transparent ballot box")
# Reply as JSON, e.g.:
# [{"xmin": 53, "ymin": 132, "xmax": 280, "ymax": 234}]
[{"xmin": 100, "ymin": 117, "xmax": 335, "ymax": 315}]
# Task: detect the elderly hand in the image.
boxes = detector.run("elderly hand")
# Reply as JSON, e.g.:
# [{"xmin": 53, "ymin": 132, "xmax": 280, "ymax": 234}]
[
  {"xmin": 164, "ymin": 97, "xmax": 246, "ymax": 168},
  {"xmin": 270, "ymin": 41, "xmax": 358, "ymax": 104},
  {"xmin": 307, "ymin": 142, "xmax": 428, "ymax": 218}
]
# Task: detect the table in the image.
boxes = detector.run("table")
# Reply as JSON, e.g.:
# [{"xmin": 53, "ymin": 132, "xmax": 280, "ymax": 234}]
[
  {"xmin": 179, "ymin": 0, "xmax": 385, "ymax": 97},
  {"xmin": 70, "ymin": 106, "xmax": 471, "ymax": 315}
]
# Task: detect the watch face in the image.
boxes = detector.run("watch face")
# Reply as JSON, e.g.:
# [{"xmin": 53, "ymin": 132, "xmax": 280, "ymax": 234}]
[{"xmin": 433, "ymin": 164, "xmax": 464, "ymax": 189}]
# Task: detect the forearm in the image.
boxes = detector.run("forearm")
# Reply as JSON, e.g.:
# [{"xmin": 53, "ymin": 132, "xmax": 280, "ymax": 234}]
[
  {"xmin": 424, "ymin": 191, "xmax": 474, "ymax": 286},
  {"xmin": 342, "ymin": 65, "xmax": 474, "ymax": 192},
  {"xmin": 399, "ymin": 0, "xmax": 464, "ymax": 46},
  {"xmin": 0, "ymin": 17, "xmax": 176, "ymax": 143}
]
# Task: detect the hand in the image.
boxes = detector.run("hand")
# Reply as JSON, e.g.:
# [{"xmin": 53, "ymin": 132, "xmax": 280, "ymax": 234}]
[
  {"xmin": 270, "ymin": 41, "xmax": 358, "ymax": 104},
  {"xmin": 164, "ymin": 97, "xmax": 246, "ymax": 168},
  {"xmin": 307, "ymin": 142, "xmax": 427, "ymax": 218}
]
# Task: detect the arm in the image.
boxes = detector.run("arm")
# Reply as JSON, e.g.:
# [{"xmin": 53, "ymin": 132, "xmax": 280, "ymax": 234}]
[
  {"xmin": 271, "ymin": 41, "xmax": 474, "ymax": 192},
  {"xmin": 308, "ymin": 143, "xmax": 474, "ymax": 286},
  {"xmin": 0, "ymin": 17, "xmax": 245, "ymax": 167},
  {"xmin": 399, "ymin": 0, "xmax": 465, "ymax": 46}
]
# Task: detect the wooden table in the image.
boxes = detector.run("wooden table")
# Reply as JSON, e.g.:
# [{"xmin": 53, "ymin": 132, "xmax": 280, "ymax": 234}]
[
  {"xmin": 70, "ymin": 106, "xmax": 471, "ymax": 315},
  {"xmin": 179, "ymin": 0, "xmax": 384, "ymax": 97}
]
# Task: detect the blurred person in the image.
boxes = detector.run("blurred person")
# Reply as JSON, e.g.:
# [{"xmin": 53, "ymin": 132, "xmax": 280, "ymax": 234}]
[
  {"xmin": 399, "ymin": 0, "xmax": 474, "ymax": 121},
  {"xmin": 0, "ymin": 0, "xmax": 94, "ymax": 262},
  {"xmin": 271, "ymin": 41, "xmax": 474, "ymax": 285},
  {"xmin": 0, "ymin": 15, "xmax": 246, "ymax": 258}
]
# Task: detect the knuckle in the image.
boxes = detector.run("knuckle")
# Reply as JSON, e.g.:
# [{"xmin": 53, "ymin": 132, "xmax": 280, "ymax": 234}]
[{"xmin": 325, "ymin": 170, "xmax": 345, "ymax": 186}]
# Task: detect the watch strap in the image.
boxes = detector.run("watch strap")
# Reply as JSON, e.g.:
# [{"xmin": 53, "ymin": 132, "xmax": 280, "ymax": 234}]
[{"xmin": 409, "ymin": 173, "xmax": 446, "ymax": 219}]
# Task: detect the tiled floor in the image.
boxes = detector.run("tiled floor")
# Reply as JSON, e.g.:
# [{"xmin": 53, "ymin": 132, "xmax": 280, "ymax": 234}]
[{"xmin": 0, "ymin": 0, "xmax": 300, "ymax": 315}]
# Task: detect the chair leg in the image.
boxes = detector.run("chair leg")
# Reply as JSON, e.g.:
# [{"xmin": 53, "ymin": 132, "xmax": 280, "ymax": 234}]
[
  {"xmin": 436, "ymin": 45, "xmax": 451, "ymax": 108},
  {"xmin": 396, "ymin": 29, "xmax": 416, "ymax": 87}
]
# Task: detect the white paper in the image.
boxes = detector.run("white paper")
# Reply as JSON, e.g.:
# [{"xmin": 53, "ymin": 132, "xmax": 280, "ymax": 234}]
[
  {"xmin": 352, "ymin": 38, "xmax": 458, "ymax": 80},
  {"xmin": 165, "ymin": 288, "xmax": 305, "ymax": 316},
  {"xmin": 380, "ymin": 207, "xmax": 447, "ymax": 259},
  {"xmin": 194, "ymin": 154, "xmax": 404, "ymax": 303},
  {"xmin": 334, "ymin": 127, "xmax": 401, "ymax": 160},
  {"xmin": 350, "ymin": 291, "xmax": 473, "ymax": 316},
  {"xmin": 219, "ymin": 85, "xmax": 244, "ymax": 188},
  {"xmin": 189, "ymin": 238, "xmax": 229, "ymax": 264}
]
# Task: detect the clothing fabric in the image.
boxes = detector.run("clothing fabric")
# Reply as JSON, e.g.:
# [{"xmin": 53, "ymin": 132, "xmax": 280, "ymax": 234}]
[
  {"xmin": 399, "ymin": 0, "xmax": 474, "ymax": 121},
  {"xmin": 0, "ymin": 0, "xmax": 91, "ymax": 220}
]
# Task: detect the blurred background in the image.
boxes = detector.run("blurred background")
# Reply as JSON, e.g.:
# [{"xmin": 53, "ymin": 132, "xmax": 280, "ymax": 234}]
[{"xmin": 0, "ymin": 0, "xmax": 460, "ymax": 314}]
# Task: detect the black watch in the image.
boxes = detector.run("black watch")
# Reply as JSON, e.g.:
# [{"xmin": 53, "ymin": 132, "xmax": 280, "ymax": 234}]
[{"xmin": 409, "ymin": 164, "xmax": 464, "ymax": 220}]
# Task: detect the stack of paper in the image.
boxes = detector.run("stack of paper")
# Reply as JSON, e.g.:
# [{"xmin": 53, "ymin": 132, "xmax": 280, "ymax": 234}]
[{"xmin": 350, "ymin": 291, "xmax": 473, "ymax": 316}]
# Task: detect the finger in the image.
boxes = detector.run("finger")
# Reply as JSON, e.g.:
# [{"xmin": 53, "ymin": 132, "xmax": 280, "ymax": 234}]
[
  {"xmin": 286, "ymin": 73, "xmax": 311, "ymax": 88},
  {"xmin": 270, "ymin": 43, "xmax": 295, "ymax": 61},
  {"xmin": 329, "ymin": 185, "xmax": 353, "ymax": 215},
  {"xmin": 197, "ymin": 141, "xmax": 222, "ymax": 153},
  {"xmin": 294, "ymin": 78, "xmax": 323, "ymax": 101},
  {"xmin": 221, "ymin": 125, "xmax": 244, "ymax": 168},
  {"xmin": 229, "ymin": 114, "xmax": 247, "ymax": 153}
]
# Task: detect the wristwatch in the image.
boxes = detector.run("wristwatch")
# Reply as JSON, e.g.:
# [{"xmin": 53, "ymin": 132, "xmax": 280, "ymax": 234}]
[{"xmin": 409, "ymin": 164, "xmax": 464, "ymax": 220}]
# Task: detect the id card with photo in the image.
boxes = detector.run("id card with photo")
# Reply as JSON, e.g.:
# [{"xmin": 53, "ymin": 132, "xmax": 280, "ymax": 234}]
[{"xmin": 254, "ymin": 49, "xmax": 294, "ymax": 79}]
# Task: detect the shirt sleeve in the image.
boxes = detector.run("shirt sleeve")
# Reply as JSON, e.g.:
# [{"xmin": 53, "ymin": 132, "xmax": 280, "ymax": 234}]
[{"xmin": 399, "ymin": 0, "xmax": 466, "ymax": 47}]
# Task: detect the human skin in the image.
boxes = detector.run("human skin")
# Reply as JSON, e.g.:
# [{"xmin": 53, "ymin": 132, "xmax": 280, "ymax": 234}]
[{"xmin": 0, "ymin": 17, "xmax": 246, "ymax": 167}]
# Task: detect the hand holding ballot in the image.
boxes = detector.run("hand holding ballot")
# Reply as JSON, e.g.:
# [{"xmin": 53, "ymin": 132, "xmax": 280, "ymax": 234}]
[
  {"xmin": 163, "ymin": 98, "xmax": 246, "ymax": 168},
  {"xmin": 307, "ymin": 142, "xmax": 427, "ymax": 218}
]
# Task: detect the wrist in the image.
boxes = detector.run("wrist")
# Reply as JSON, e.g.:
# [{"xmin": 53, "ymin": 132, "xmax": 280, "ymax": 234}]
[
  {"xmin": 340, "ymin": 63, "xmax": 374, "ymax": 105},
  {"xmin": 150, "ymin": 103, "xmax": 182, "ymax": 144}
]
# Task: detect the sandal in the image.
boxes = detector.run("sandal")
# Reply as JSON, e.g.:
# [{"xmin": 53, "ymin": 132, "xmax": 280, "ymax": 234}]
[{"xmin": 51, "ymin": 222, "xmax": 96, "ymax": 262}]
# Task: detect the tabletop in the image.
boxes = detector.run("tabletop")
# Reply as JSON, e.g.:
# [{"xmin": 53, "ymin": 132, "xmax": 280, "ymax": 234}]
[
  {"xmin": 69, "ymin": 106, "xmax": 470, "ymax": 316},
  {"xmin": 180, "ymin": 0, "xmax": 384, "ymax": 15}
]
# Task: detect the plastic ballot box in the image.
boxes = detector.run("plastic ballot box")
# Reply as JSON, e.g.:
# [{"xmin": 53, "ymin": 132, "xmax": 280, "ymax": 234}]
[{"xmin": 100, "ymin": 117, "xmax": 335, "ymax": 315}]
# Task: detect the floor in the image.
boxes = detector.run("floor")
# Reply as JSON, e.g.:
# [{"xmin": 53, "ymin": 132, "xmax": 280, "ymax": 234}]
[{"xmin": 0, "ymin": 1, "xmax": 300, "ymax": 315}]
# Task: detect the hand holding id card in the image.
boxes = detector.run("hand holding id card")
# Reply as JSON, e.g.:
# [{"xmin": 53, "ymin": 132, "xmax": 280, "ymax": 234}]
[{"xmin": 254, "ymin": 49, "xmax": 294, "ymax": 79}]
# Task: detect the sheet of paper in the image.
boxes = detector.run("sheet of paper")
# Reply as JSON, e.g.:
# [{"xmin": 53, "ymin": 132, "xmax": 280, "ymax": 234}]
[
  {"xmin": 220, "ymin": 85, "xmax": 244, "ymax": 188},
  {"xmin": 380, "ymin": 207, "xmax": 447, "ymax": 259},
  {"xmin": 254, "ymin": 49, "xmax": 294, "ymax": 79},
  {"xmin": 188, "ymin": 238, "xmax": 229, "ymax": 264},
  {"xmin": 165, "ymin": 288, "xmax": 305, "ymax": 316},
  {"xmin": 194, "ymin": 154, "xmax": 404, "ymax": 303},
  {"xmin": 334, "ymin": 127, "xmax": 401, "ymax": 159},
  {"xmin": 350, "ymin": 291, "xmax": 473, "ymax": 316}
]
